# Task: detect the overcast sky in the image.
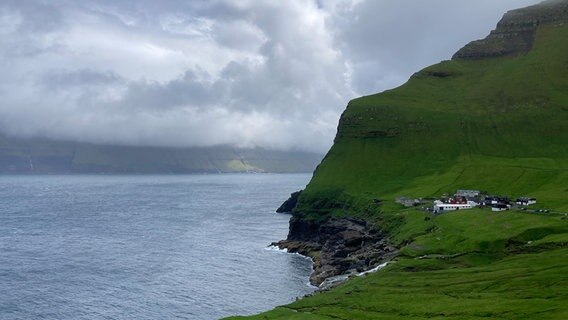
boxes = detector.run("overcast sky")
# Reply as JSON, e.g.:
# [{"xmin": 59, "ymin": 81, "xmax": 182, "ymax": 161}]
[{"xmin": 0, "ymin": 0, "xmax": 541, "ymax": 153}]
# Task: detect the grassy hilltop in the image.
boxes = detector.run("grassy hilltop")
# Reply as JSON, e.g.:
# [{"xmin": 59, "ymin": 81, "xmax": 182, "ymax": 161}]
[{"xmin": 230, "ymin": 1, "xmax": 568, "ymax": 319}]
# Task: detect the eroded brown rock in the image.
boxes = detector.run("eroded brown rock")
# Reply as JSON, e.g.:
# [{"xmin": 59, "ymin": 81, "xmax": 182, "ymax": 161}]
[{"xmin": 272, "ymin": 216, "xmax": 397, "ymax": 286}]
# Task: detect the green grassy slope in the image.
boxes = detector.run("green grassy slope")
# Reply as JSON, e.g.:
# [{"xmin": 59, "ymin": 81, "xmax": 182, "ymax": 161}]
[
  {"xmin": 236, "ymin": 250, "xmax": 568, "ymax": 319},
  {"xmin": 231, "ymin": 209, "xmax": 568, "ymax": 319},
  {"xmin": 299, "ymin": 24, "xmax": 568, "ymax": 217},
  {"xmin": 229, "ymin": 6, "xmax": 568, "ymax": 320}
]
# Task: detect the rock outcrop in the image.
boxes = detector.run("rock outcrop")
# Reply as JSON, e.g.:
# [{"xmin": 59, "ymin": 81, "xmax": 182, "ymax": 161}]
[
  {"xmin": 273, "ymin": 216, "xmax": 397, "ymax": 286},
  {"xmin": 276, "ymin": 190, "xmax": 303, "ymax": 213},
  {"xmin": 453, "ymin": 0, "xmax": 568, "ymax": 59}
]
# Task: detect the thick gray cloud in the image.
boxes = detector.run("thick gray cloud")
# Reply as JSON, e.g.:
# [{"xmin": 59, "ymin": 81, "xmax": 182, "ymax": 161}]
[{"xmin": 0, "ymin": 0, "xmax": 541, "ymax": 152}]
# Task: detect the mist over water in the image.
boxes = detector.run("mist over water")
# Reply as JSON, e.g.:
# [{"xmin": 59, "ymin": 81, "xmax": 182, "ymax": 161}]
[{"xmin": 0, "ymin": 174, "xmax": 315, "ymax": 319}]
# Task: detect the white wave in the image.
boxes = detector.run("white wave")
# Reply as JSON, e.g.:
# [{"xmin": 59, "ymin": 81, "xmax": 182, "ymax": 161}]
[
  {"xmin": 264, "ymin": 245, "xmax": 289, "ymax": 253},
  {"xmin": 356, "ymin": 262, "xmax": 389, "ymax": 277},
  {"xmin": 264, "ymin": 245, "xmax": 313, "ymax": 263},
  {"xmin": 319, "ymin": 274, "xmax": 351, "ymax": 289}
]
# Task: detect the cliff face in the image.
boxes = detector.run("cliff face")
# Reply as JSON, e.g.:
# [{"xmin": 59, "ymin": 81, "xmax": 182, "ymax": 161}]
[
  {"xmin": 279, "ymin": 0, "xmax": 568, "ymax": 287},
  {"xmin": 276, "ymin": 191, "xmax": 303, "ymax": 213},
  {"xmin": 453, "ymin": 0, "xmax": 568, "ymax": 59},
  {"xmin": 275, "ymin": 216, "xmax": 396, "ymax": 286}
]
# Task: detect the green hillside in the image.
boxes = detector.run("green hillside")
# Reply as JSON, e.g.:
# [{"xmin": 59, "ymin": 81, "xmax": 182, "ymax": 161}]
[
  {"xmin": 0, "ymin": 134, "xmax": 322, "ymax": 174},
  {"xmin": 299, "ymin": 22, "xmax": 568, "ymax": 217},
  {"xmin": 230, "ymin": 1, "xmax": 568, "ymax": 319}
]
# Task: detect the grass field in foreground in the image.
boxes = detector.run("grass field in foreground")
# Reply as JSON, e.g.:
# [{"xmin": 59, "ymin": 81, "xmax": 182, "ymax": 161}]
[
  {"xmin": 232, "ymin": 248, "xmax": 567, "ymax": 320},
  {"xmin": 228, "ymin": 210, "xmax": 568, "ymax": 319}
]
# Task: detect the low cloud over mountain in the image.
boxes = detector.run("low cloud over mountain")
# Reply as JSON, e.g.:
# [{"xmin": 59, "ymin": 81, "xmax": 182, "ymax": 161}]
[{"xmin": 0, "ymin": 0, "xmax": 539, "ymax": 153}]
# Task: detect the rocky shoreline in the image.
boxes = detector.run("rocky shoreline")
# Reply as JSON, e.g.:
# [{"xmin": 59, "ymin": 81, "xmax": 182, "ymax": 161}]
[{"xmin": 272, "ymin": 213, "xmax": 398, "ymax": 287}]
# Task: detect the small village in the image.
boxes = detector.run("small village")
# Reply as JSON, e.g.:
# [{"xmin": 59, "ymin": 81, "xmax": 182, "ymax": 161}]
[{"xmin": 396, "ymin": 189, "xmax": 539, "ymax": 214}]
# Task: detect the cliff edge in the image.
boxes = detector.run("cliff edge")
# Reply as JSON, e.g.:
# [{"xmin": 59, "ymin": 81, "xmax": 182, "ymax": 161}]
[{"xmin": 454, "ymin": 0, "xmax": 568, "ymax": 59}]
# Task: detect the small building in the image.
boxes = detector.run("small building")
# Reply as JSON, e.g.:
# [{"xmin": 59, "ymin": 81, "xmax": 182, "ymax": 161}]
[
  {"xmin": 516, "ymin": 197, "xmax": 537, "ymax": 206},
  {"xmin": 396, "ymin": 197, "xmax": 419, "ymax": 207},
  {"xmin": 483, "ymin": 196, "xmax": 510, "ymax": 206},
  {"xmin": 492, "ymin": 204, "xmax": 510, "ymax": 212},
  {"xmin": 456, "ymin": 190, "xmax": 481, "ymax": 198},
  {"xmin": 433, "ymin": 200, "xmax": 477, "ymax": 214},
  {"xmin": 448, "ymin": 196, "xmax": 468, "ymax": 205},
  {"xmin": 466, "ymin": 196, "xmax": 479, "ymax": 203}
]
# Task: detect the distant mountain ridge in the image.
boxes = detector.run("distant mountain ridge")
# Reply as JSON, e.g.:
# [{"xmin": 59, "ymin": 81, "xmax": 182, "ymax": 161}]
[{"xmin": 0, "ymin": 134, "xmax": 322, "ymax": 174}]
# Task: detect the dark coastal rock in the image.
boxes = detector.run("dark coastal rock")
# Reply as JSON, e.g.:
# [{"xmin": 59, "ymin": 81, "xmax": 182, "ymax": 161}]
[
  {"xmin": 276, "ymin": 190, "xmax": 303, "ymax": 213},
  {"xmin": 274, "ymin": 215, "xmax": 398, "ymax": 286},
  {"xmin": 453, "ymin": 0, "xmax": 568, "ymax": 60}
]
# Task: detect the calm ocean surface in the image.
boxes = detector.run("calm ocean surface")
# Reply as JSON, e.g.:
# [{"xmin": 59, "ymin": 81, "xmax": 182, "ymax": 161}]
[{"xmin": 0, "ymin": 174, "xmax": 315, "ymax": 320}]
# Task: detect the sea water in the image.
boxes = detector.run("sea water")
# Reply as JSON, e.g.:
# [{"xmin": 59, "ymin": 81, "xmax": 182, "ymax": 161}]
[{"xmin": 0, "ymin": 174, "xmax": 315, "ymax": 319}]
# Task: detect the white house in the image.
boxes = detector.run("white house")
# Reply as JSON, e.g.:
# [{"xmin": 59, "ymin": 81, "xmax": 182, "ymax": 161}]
[
  {"xmin": 516, "ymin": 197, "xmax": 537, "ymax": 206},
  {"xmin": 492, "ymin": 204, "xmax": 510, "ymax": 212},
  {"xmin": 433, "ymin": 200, "xmax": 478, "ymax": 214}
]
